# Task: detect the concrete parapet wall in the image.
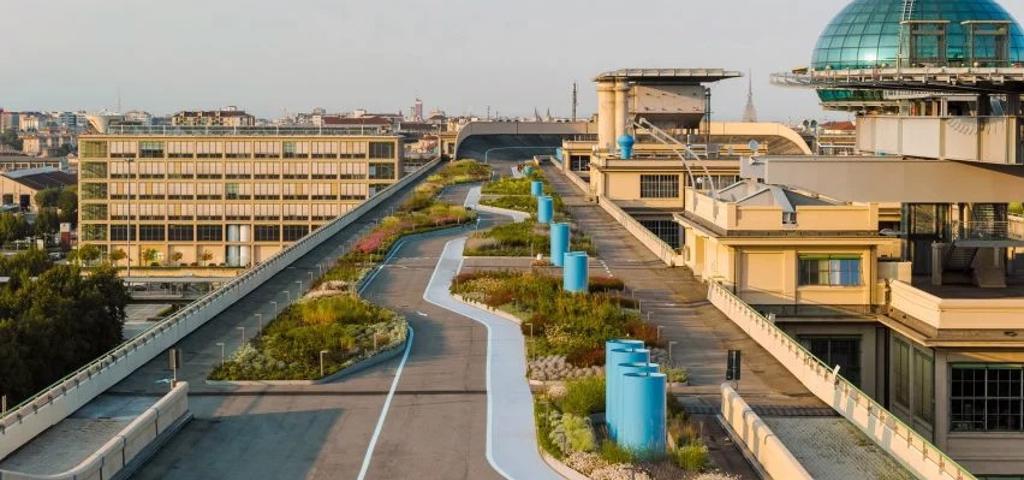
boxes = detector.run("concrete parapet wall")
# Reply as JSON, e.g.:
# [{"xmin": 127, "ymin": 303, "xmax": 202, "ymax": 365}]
[
  {"xmin": 0, "ymin": 158, "xmax": 442, "ymax": 460},
  {"xmin": 596, "ymin": 195, "xmax": 684, "ymax": 267},
  {"xmin": 0, "ymin": 382, "xmax": 191, "ymax": 480},
  {"xmin": 719, "ymin": 383, "xmax": 812, "ymax": 480},
  {"xmin": 708, "ymin": 281, "xmax": 975, "ymax": 480}
]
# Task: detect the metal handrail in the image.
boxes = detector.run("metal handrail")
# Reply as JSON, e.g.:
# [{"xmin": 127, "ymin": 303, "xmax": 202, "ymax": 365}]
[
  {"xmin": 0, "ymin": 157, "xmax": 441, "ymax": 427},
  {"xmin": 708, "ymin": 281, "xmax": 975, "ymax": 480}
]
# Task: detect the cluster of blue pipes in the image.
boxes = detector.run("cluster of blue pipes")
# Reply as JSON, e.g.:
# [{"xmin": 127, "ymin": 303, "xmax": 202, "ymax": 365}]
[
  {"xmin": 532, "ymin": 179, "xmax": 588, "ymax": 293},
  {"xmin": 605, "ymin": 339, "xmax": 667, "ymax": 458},
  {"xmin": 532, "ymin": 166, "xmax": 663, "ymax": 456}
]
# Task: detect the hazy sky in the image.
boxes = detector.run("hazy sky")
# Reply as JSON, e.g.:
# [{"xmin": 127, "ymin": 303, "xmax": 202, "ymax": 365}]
[{"xmin": 2, "ymin": 0, "xmax": 1023, "ymax": 122}]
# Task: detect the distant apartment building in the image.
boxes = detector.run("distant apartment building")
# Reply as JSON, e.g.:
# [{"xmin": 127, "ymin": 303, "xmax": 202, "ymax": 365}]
[
  {"xmin": 171, "ymin": 108, "xmax": 255, "ymax": 127},
  {"xmin": 20, "ymin": 131, "xmax": 75, "ymax": 157},
  {"xmin": 77, "ymin": 127, "xmax": 402, "ymax": 270}
]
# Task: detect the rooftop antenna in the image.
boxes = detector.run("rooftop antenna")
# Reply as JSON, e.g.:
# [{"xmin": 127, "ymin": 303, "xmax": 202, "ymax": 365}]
[{"xmin": 116, "ymin": 86, "xmax": 122, "ymax": 113}]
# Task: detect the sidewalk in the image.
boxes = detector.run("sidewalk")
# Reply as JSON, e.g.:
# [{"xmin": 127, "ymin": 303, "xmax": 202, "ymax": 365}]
[{"xmin": 423, "ymin": 237, "xmax": 562, "ymax": 480}]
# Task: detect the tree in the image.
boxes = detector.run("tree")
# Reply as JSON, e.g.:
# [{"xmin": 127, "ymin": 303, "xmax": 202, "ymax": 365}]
[
  {"xmin": 0, "ymin": 130, "xmax": 21, "ymax": 150},
  {"xmin": 142, "ymin": 248, "xmax": 159, "ymax": 266},
  {"xmin": 170, "ymin": 251, "xmax": 183, "ymax": 266},
  {"xmin": 33, "ymin": 208, "xmax": 60, "ymax": 238},
  {"xmin": 0, "ymin": 213, "xmax": 29, "ymax": 245},
  {"xmin": 73, "ymin": 244, "xmax": 102, "ymax": 266},
  {"xmin": 200, "ymin": 249, "xmax": 213, "ymax": 266},
  {"xmin": 57, "ymin": 188, "xmax": 77, "ymax": 225},
  {"xmin": 110, "ymin": 248, "xmax": 127, "ymax": 264}
]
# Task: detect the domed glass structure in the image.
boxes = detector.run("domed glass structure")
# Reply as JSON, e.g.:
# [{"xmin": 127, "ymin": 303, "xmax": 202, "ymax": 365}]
[{"xmin": 811, "ymin": 0, "xmax": 1024, "ymax": 70}]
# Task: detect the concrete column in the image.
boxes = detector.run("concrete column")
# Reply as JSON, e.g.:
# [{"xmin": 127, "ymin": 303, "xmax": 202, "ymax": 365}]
[
  {"xmin": 614, "ymin": 81, "xmax": 630, "ymax": 145},
  {"xmin": 597, "ymin": 82, "xmax": 616, "ymax": 151},
  {"xmin": 934, "ymin": 350, "xmax": 949, "ymax": 449}
]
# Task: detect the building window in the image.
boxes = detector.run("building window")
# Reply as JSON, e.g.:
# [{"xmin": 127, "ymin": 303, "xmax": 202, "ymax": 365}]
[
  {"xmin": 168, "ymin": 225, "xmax": 194, "ymax": 242},
  {"xmin": 197, "ymin": 225, "xmax": 223, "ymax": 242},
  {"xmin": 798, "ymin": 255, "xmax": 861, "ymax": 286},
  {"xmin": 894, "ymin": 338, "xmax": 911, "ymax": 408},
  {"xmin": 110, "ymin": 225, "xmax": 136, "ymax": 241},
  {"xmin": 139, "ymin": 141, "xmax": 165, "ymax": 158},
  {"xmin": 368, "ymin": 142, "xmax": 394, "ymax": 159},
  {"xmin": 639, "ymin": 175, "xmax": 679, "ymax": 199},
  {"xmin": 914, "ymin": 349, "xmax": 935, "ymax": 423},
  {"xmin": 640, "ymin": 220, "xmax": 681, "ymax": 249},
  {"xmin": 82, "ymin": 224, "xmax": 107, "ymax": 241},
  {"xmin": 951, "ymin": 364, "xmax": 1024, "ymax": 432},
  {"xmin": 569, "ymin": 155, "xmax": 590, "ymax": 172},
  {"xmin": 283, "ymin": 225, "xmax": 309, "ymax": 242},
  {"xmin": 139, "ymin": 225, "xmax": 165, "ymax": 241},
  {"xmin": 799, "ymin": 336, "xmax": 861, "ymax": 387},
  {"xmin": 368, "ymin": 163, "xmax": 395, "ymax": 180},
  {"xmin": 254, "ymin": 225, "xmax": 280, "ymax": 242}
]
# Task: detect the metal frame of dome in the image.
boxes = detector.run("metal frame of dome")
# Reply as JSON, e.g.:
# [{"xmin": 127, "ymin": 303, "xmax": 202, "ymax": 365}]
[{"xmin": 810, "ymin": 0, "xmax": 1024, "ymax": 71}]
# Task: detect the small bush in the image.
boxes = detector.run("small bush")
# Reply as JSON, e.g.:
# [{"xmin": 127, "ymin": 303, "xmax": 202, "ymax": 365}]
[
  {"xmin": 663, "ymin": 366, "xmax": 689, "ymax": 384},
  {"xmin": 558, "ymin": 376, "xmax": 606, "ymax": 417},
  {"xmin": 589, "ymin": 275, "xmax": 625, "ymax": 293},
  {"xmin": 561, "ymin": 413, "xmax": 597, "ymax": 453},
  {"xmin": 599, "ymin": 440, "xmax": 636, "ymax": 465},
  {"xmin": 673, "ymin": 443, "xmax": 709, "ymax": 472}
]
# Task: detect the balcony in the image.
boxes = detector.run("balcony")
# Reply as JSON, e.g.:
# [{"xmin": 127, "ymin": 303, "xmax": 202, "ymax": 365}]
[
  {"xmin": 889, "ymin": 279, "xmax": 1024, "ymax": 331},
  {"xmin": 857, "ymin": 115, "xmax": 1022, "ymax": 165}
]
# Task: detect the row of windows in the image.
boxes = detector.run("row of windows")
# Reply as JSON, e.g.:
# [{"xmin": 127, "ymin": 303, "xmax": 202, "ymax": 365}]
[
  {"xmin": 639, "ymin": 175, "xmax": 679, "ymax": 199},
  {"xmin": 82, "ymin": 161, "xmax": 386, "ymax": 180},
  {"xmin": 951, "ymin": 364, "xmax": 1024, "ymax": 433},
  {"xmin": 93, "ymin": 224, "xmax": 312, "ymax": 242},
  {"xmin": 639, "ymin": 220, "xmax": 681, "ymax": 249},
  {"xmin": 83, "ymin": 140, "xmax": 396, "ymax": 159}
]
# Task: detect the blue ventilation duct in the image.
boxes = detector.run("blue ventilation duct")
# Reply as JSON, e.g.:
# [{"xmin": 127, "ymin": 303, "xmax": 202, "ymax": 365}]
[
  {"xmin": 619, "ymin": 371, "xmax": 667, "ymax": 458},
  {"xmin": 618, "ymin": 135, "xmax": 635, "ymax": 160},
  {"xmin": 562, "ymin": 251, "xmax": 588, "ymax": 293},
  {"xmin": 531, "ymin": 180, "xmax": 544, "ymax": 197},
  {"xmin": 549, "ymin": 223, "xmax": 570, "ymax": 267},
  {"xmin": 605, "ymin": 347, "xmax": 650, "ymax": 440},
  {"xmin": 537, "ymin": 195, "xmax": 554, "ymax": 224}
]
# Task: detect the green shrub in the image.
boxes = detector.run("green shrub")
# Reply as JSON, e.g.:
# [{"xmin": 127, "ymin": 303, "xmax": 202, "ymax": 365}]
[
  {"xmin": 663, "ymin": 366, "xmax": 689, "ymax": 384},
  {"xmin": 558, "ymin": 376, "xmax": 606, "ymax": 417},
  {"xmin": 599, "ymin": 440, "xmax": 636, "ymax": 464},
  {"xmin": 480, "ymin": 195, "xmax": 535, "ymax": 213},
  {"xmin": 673, "ymin": 443, "xmax": 709, "ymax": 471},
  {"xmin": 561, "ymin": 414, "xmax": 596, "ymax": 453},
  {"xmin": 534, "ymin": 399, "xmax": 563, "ymax": 458}
]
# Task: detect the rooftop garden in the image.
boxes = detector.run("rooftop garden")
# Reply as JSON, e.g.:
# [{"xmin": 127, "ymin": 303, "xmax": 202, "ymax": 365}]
[{"xmin": 209, "ymin": 294, "xmax": 405, "ymax": 381}]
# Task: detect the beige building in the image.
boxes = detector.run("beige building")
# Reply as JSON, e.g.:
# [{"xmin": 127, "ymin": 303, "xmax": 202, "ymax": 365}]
[
  {"xmin": 171, "ymin": 109, "xmax": 255, "ymax": 127},
  {"xmin": 0, "ymin": 167, "xmax": 76, "ymax": 211},
  {"xmin": 77, "ymin": 128, "xmax": 401, "ymax": 270}
]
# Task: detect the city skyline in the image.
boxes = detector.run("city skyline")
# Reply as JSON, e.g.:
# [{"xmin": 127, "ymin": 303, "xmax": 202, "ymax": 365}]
[{"xmin": 10, "ymin": 0, "xmax": 1021, "ymax": 122}]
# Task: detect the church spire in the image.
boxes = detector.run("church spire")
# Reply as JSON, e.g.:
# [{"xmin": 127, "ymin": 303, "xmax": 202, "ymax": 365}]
[{"xmin": 742, "ymin": 70, "xmax": 758, "ymax": 123}]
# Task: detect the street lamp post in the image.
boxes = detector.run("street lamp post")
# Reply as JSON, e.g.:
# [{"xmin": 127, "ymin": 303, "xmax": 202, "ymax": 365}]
[
  {"xmin": 656, "ymin": 325, "xmax": 664, "ymax": 342},
  {"xmin": 525, "ymin": 322, "xmax": 534, "ymax": 339},
  {"xmin": 216, "ymin": 342, "xmax": 225, "ymax": 366},
  {"xmin": 282, "ymin": 290, "xmax": 290, "ymax": 303},
  {"xmin": 255, "ymin": 313, "xmax": 262, "ymax": 331},
  {"xmin": 125, "ymin": 157, "xmax": 135, "ymax": 277},
  {"xmin": 668, "ymin": 341, "xmax": 678, "ymax": 367},
  {"xmin": 271, "ymin": 301, "xmax": 278, "ymax": 316},
  {"xmin": 237, "ymin": 326, "xmax": 246, "ymax": 345},
  {"xmin": 319, "ymin": 350, "xmax": 329, "ymax": 377},
  {"xmin": 295, "ymin": 280, "xmax": 302, "ymax": 293}
]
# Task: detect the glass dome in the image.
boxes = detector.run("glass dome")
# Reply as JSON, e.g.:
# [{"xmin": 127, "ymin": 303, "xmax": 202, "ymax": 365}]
[{"xmin": 811, "ymin": 0, "xmax": 1024, "ymax": 70}]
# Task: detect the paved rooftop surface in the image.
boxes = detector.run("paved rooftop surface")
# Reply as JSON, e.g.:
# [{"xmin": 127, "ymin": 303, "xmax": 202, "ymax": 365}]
[
  {"xmin": 123, "ymin": 303, "xmax": 171, "ymax": 339},
  {"xmin": 0, "ymin": 394, "xmax": 157, "ymax": 475},
  {"xmin": 762, "ymin": 416, "xmax": 914, "ymax": 480}
]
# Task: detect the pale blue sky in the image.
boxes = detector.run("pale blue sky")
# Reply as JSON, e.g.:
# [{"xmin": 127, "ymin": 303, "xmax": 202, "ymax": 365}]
[{"xmin": 2, "ymin": 0, "xmax": 1022, "ymax": 122}]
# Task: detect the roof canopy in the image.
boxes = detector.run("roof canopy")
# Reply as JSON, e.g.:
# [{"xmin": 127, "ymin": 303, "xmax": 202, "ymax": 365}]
[{"xmin": 594, "ymin": 68, "xmax": 742, "ymax": 84}]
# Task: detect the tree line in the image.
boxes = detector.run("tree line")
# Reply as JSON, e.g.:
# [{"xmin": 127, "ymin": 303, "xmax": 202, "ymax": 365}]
[{"xmin": 0, "ymin": 249, "xmax": 129, "ymax": 405}]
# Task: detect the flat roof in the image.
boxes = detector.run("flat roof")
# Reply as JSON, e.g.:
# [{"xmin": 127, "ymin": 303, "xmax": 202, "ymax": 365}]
[
  {"xmin": 88, "ymin": 125, "xmax": 395, "ymax": 137},
  {"xmin": 3, "ymin": 168, "xmax": 76, "ymax": 190},
  {"xmin": 594, "ymin": 68, "xmax": 742, "ymax": 83},
  {"xmin": 773, "ymin": 66, "xmax": 1024, "ymax": 94}
]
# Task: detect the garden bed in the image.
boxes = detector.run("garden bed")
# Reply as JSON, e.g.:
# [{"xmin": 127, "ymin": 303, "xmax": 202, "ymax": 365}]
[
  {"xmin": 464, "ymin": 221, "xmax": 595, "ymax": 257},
  {"xmin": 209, "ymin": 294, "xmax": 406, "ymax": 381}
]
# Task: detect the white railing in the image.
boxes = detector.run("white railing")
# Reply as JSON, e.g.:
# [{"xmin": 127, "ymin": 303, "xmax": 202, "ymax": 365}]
[
  {"xmin": 708, "ymin": 281, "xmax": 975, "ymax": 480},
  {"xmin": 597, "ymin": 196, "xmax": 684, "ymax": 267},
  {"xmin": 0, "ymin": 382, "xmax": 190, "ymax": 480},
  {"xmin": 0, "ymin": 158, "xmax": 442, "ymax": 460}
]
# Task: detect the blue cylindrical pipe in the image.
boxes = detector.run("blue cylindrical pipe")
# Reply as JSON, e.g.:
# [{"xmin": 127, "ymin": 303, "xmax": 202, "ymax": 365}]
[
  {"xmin": 618, "ymin": 135, "xmax": 635, "ymax": 160},
  {"xmin": 619, "ymin": 372, "xmax": 667, "ymax": 458},
  {"xmin": 604, "ymin": 339, "xmax": 644, "ymax": 433},
  {"xmin": 562, "ymin": 252, "xmax": 588, "ymax": 293},
  {"xmin": 537, "ymin": 195, "xmax": 554, "ymax": 224},
  {"xmin": 606, "ymin": 347, "xmax": 650, "ymax": 440},
  {"xmin": 614, "ymin": 362, "xmax": 660, "ymax": 441},
  {"xmin": 531, "ymin": 180, "xmax": 544, "ymax": 197},
  {"xmin": 549, "ymin": 223, "xmax": 570, "ymax": 267}
]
